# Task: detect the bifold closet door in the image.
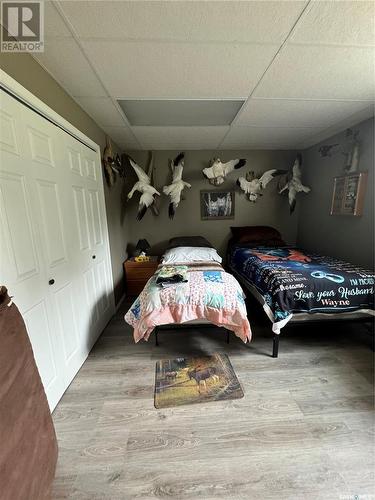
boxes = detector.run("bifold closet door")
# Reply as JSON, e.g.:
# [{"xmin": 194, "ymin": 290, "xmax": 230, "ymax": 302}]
[
  {"xmin": 0, "ymin": 90, "xmax": 67, "ymax": 409},
  {"xmin": 62, "ymin": 133, "xmax": 113, "ymax": 343},
  {"xmin": 0, "ymin": 89, "xmax": 114, "ymax": 410}
]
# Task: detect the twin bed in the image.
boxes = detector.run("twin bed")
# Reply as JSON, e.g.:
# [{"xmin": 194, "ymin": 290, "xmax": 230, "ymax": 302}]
[
  {"xmin": 125, "ymin": 229, "xmax": 374, "ymax": 357},
  {"xmin": 125, "ymin": 238, "xmax": 251, "ymax": 344},
  {"xmin": 227, "ymin": 226, "xmax": 374, "ymax": 356}
]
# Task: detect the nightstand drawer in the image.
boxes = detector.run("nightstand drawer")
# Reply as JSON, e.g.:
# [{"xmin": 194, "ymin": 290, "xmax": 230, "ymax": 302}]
[
  {"xmin": 126, "ymin": 266, "xmax": 157, "ymax": 281},
  {"xmin": 127, "ymin": 279, "xmax": 151, "ymax": 295},
  {"xmin": 124, "ymin": 257, "xmax": 159, "ymax": 296}
]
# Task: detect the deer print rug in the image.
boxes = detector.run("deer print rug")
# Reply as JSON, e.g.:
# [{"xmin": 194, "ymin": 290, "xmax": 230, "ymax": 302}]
[{"xmin": 154, "ymin": 353, "xmax": 243, "ymax": 408}]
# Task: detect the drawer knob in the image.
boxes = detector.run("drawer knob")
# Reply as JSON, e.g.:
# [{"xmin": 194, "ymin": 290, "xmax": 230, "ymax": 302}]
[
  {"xmin": 92, "ymin": 255, "xmax": 96, "ymax": 259},
  {"xmin": 49, "ymin": 279, "xmax": 55, "ymax": 286}
]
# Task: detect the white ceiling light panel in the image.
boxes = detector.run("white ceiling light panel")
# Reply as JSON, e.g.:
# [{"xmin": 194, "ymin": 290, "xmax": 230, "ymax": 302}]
[
  {"xmin": 118, "ymin": 100, "xmax": 245, "ymax": 126},
  {"xmin": 132, "ymin": 126, "xmax": 229, "ymax": 150}
]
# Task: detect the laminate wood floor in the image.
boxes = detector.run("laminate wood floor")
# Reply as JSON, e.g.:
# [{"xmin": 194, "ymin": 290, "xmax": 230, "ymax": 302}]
[{"xmin": 52, "ymin": 303, "xmax": 374, "ymax": 500}]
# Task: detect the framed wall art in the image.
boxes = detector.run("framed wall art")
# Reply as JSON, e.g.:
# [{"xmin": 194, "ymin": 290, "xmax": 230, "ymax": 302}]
[
  {"xmin": 200, "ymin": 190, "xmax": 235, "ymax": 220},
  {"xmin": 330, "ymin": 172, "xmax": 368, "ymax": 216}
]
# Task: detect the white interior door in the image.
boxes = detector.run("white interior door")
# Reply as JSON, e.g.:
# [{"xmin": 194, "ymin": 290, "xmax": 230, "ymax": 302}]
[
  {"xmin": 20, "ymin": 103, "xmax": 88, "ymax": 389},
  {"xmin": 0, "ymin": 80, "xmax": 115, "ymax": 410},
  {"xmin": 62, "ymin": 135, "xmax": 113, "ymax": 343},
  {"xmin": 0, "ymin": 90, "xmax": 66, "ymax": 410}
]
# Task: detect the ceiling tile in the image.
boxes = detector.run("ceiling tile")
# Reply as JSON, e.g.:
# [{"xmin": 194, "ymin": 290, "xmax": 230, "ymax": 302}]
[
  {"xmin": 290, "ymin": 0, "xmax": 375, "ymax": 47},
  {"xmin": 132, "ymin": 127, "xmax": 229, "ymax": 150},
  {"xmin": 75, "ymin": 97, "xmax": 126, "ymax": 126},
  {"xmin": 34, "ymin": 39, "xmax": 107, "ymax": 97},
  {"xmin": 44, "ymin": 1, "xmax": 72, "ymax": 38},
  {"xmin": 297, "ymin": 106, "xmax": 375, "ymax": 149},
  {"xmin": 253, "ymin": 44, "xmax": 375, "ymax": 100},
  {"xmin": 103, "ymin": 126, "xmax": 141, "ymax": 151},
  {"xmin": 59, "ymin": 0, "xmax": 307, "ymax": 44},
  {"xmin": 82, "ymin": 40, "xmax": 278, "ymax": 98},
  {"xmin": 236, "ymin": 99, "xmax": 373, "ymax": 128},
  {"xmin": 221, "ymin": 126, "xmax": 321, "ymax": 149}
]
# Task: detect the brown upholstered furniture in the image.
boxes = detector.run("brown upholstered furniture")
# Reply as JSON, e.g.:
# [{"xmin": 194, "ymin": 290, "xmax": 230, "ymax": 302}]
[{"xmin": 0, "ymin": 286, "xmax": 58, "ymax": 500}]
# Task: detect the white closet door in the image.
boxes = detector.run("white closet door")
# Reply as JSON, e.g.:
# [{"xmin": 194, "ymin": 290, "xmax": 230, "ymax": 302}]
[
  {"xmin": 62, "ymin": 134, "xmax": 113, "ymax": 344},
  {"xmin": 0, "ymin": 90, "xmax": 66, "ymax": 410},
  {"xmin": 0, "ymin": 85, "xmax": 115, "ymax": 410},
  {"xmin": 20, "ymin": 103, "xmax": 89, "ymax": 389}
]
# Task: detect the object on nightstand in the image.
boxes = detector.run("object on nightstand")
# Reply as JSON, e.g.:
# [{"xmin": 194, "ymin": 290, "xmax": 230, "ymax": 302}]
[
  {"xmin": 135, "ymin": 239, "xmax": 151, "ymax": 257},
  {"xmin": 135, "ymin": 255, "xmax": 150, "ymax": 262}
]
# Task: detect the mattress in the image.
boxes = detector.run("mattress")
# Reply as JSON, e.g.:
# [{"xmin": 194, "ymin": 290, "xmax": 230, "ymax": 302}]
[{"xmin": 228, "ymin": 245, "xmax": 375, "ymax": 333}]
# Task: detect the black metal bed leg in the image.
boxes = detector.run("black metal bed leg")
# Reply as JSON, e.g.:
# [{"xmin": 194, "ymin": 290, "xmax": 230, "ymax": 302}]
[
  {"xmin": 272, "ymin": 334, "xmax": 279, "ymax": 358},
  {"xmin": 155, "ymin": 328, "xmax": 159, "ymax": 347},
  {"xmin": 226, "ymin": 330, "xmax": 230, "ymax": 344}
]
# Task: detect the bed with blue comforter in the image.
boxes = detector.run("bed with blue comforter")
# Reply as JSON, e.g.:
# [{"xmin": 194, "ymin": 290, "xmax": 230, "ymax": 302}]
[{"xmin": 228, "ymin": 245, "xmax": 375, "ymax": 334}]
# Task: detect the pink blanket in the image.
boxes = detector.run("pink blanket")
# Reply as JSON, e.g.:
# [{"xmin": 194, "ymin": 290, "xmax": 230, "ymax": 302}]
[{"xmin": 125, "ymin": 263, "xmax": 252, "ymax": 343}]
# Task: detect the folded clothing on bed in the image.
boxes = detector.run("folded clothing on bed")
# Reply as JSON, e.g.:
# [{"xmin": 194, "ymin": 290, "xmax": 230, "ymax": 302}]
[
  {"xmin": 156, "ymin": 265, "xmax": 188, "ymax": 286},
  {"xmin": 125, "ymin": 262, "xmax": 251, "ymax": 343}
]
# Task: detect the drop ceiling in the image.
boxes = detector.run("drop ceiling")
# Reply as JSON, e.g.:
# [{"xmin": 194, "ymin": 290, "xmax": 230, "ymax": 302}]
[
  {"xmin": 118, "ymin": 100, "xmax": 245, "ymax": 126},
  {"xmin": 31, "ymin": 1, "xmax": 374, "ymax": 151}
]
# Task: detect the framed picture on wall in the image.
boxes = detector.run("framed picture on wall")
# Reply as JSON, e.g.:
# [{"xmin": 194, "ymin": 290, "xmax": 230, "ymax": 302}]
[
  {"xmin": 330, "ymin": 172, "xmax": 368, "ymax": 216},
  {"xmin": 200, "ymin": 190, "xmax": 235, "ymax": 220}
]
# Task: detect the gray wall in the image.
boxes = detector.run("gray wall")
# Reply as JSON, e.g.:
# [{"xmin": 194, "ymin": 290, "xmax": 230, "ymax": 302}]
[
  {"xmin": 125, "ymin": 150, "xmax": 299, "ymax": 257},
  {"xmin": 2, "ymin": 52, "xmax": 373, "ymax": 304},
  {"xmin": 297, "ymin": 118, "xmax": 374, "ymax": 269},
  {"xmin": 0, "ymin": 52, "xmax": 129, "ymax": 303}
]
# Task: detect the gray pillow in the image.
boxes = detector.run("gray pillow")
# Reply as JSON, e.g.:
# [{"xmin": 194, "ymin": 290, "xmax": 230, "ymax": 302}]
[{"xmin": 168, "ymin": 236, "xmax": 213, "ymax": 249}]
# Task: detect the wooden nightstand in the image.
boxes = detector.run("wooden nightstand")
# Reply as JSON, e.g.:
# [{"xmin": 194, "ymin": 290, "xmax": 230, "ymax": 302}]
[{"xmin": 124, "ymin": 257, "xmax": 159, "ymax": 296}]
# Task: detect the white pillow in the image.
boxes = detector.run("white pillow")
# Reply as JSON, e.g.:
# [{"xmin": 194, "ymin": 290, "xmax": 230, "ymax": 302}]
[{"xmin": 162, "ymin": 246, "xmax": 222, "ymax": 264}]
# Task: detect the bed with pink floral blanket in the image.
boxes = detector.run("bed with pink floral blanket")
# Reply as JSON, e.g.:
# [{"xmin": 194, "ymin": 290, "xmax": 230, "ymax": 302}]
[{"xmin": 125, "ymin": 262, "xmax": 252, "ymax": 343}]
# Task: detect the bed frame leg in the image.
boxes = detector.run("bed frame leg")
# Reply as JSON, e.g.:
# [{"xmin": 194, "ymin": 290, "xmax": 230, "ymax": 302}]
[
  {"xmin": 226, "ymin": 330, "xmax": 230, "ymax": 344},
  {"xmin": 155, "ymin": 328, "xmax": 159, "ymax": 347},
  {"xmin": 272, "ymin": 334, "xmax": 279, "ymax": 358}
]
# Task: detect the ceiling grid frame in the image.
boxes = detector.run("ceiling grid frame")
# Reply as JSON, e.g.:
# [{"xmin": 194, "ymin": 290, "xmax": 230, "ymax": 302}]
[
  {"xmin": 26, "ymin": 0, "xmax": 375, "ymax": 151},
  {"xmin": 50, "ymin": 0, "xmax": 144, "ymax": 150},
  {"xmin": 217, "ymin": 0, "xmax": 313, "ymax": 149}
]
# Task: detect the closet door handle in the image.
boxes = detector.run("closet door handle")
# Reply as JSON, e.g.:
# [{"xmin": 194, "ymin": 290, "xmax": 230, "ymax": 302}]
[
  {"xmin": 92, "ymin": 255, "xmax": 96, "ymax": 259},
  {"xmin": 48, "ymin": 279, "xmax": 55, "ymax": 286}
]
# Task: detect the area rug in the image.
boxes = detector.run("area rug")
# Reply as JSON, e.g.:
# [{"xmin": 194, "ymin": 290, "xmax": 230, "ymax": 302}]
[{"xmin": 154, "ymin": 353, "xmax": 244, "ymax": 409}]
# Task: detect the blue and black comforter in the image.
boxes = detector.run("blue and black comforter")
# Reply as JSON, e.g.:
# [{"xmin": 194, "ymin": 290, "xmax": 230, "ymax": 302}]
[{"xmin": 229, "ymin": 245, "xmax": 374, "ymax": 330}]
